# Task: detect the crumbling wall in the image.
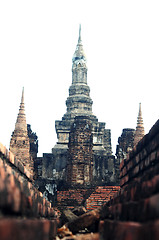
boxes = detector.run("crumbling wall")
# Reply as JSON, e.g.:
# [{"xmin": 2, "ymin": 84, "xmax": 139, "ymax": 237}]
[
  {"xmin": 0, "ymin": 142, "xmax": 57, "ymax": 240},
  {"xmin": 116, "ymin": 128, "xmax": 135, "ymax": 163},
  {"xmin": 99, "ymin": 119, "xmax": 159, "ymax": 240},
  {"xmin": 66, "ymin": 116, "xmax": 93, "ymax": 185}
]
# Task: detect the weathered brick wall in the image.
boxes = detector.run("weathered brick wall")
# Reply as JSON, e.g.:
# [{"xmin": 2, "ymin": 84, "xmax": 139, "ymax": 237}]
[
  {"xmin": 86, "ymin": 186, "xmax": 120, "ymax": 211},
  {"xmin": 120, "ymin": 119, "xmax": 159, "ymax": 188},
  {"xmin": 116, "ymin": 128, "xmax": 135, "ymax": 162},
  {"xmin": 66, "ymin": 116, "xmax": 93, "ymax": 185},
  {"xmin": 0, "ymin": 142, "xmax": 57, "ymax": 240},
  {"xmin": 56, "ymin": 186, "xmax": 120, "ymax": 212},
  {"xmin": 99, "ymin": 119, "xmax": 159, "ymax": 240},
  {"xmin": 27, "ymin": 124, "xmax": 38, "ymax": 163},
  {"xmin": 57, "ymin": 189, "xmax": 90, "ymax": 209},
  {"xmin": 115, "ymin": 128, "xmax": 135, "ymax": 185}
]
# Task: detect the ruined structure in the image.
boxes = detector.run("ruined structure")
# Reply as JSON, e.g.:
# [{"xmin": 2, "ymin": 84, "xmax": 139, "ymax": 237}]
[
  {"xmin": 0, "ymin": 141, "xmax": 57, "ymax": 240},
  {"xmin": 27, "ymin": 124, "xmax": 38, "ymax": 162},
  {"xmin": 100, "ymin": 119, "xmax": 159, "ymax": 240},
  {"xmin": 54, "ymin": 25, "xmax": 112, "ymax": 155},
  {"xmin": 39, "ymin": 25, "xmax": 117, "ymax": 187},
  {"xmin": 66, "ymin": 116, "xmax": 93, "ymax": 186},
  {"xmin": 116, "ymin": 128, "xmax": 135, "ymax": 163},
  {"xmin": 10, "ymin": 88, "xmax": 33, "ymax": 174},
  {"xmin": 115, "ymin": 128, "xmax": 135, "ymax": 184},
  {"xmin": 10, "ymin": 88, "xmax": 38, "ymax": 177},
  {"xmin": 8, "ymin": 29, "xmax": 146, "ymax": 207},
  {"xmin": 116, "ymin": 103, "xmax": 145, "ymax": 181}
]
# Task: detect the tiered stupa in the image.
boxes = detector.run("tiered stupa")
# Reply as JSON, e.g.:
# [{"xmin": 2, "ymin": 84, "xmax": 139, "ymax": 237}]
[
  {"xmin": 134, "ymin": 103, "xmax": 145, "ymax": 146},
  {"xmin": 49, "ymin": 25, "xmax": 116, "ymax": 186},
  {"xmin": 54, "ymin": 25, "xmax": 112, "ymax": 155},
  {"xmin": 10, "ymin": 88, "xmax": 33, "ymax": 175}
]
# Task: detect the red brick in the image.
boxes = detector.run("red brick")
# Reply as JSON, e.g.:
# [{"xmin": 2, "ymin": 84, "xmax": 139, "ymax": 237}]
[
  {"xmin": 0, "ymin": 218, "xmax": 57, "ymax": 240},
  {"xmin": 152, "ymin": 220, "xmax": 159, "ymax": 240},
  {"xmin": 99, "ymin": 220, "xmax": 142, "ymax": 240}
]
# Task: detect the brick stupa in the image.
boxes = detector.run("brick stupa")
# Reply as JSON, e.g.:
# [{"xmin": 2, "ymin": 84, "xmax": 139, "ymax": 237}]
[
  {"xmin": 134, "ymin": 103, "xmax": 145, "ymax": 146},
  {"xmin": 50, "ymin": 25, "xmax": 116, "ymax": 186},
  {"xmin": 10, "ymin": 88, "xmax": 33, "ymax": 175},
  {"xmin": 54, "ymin": 25, "xmax": 112, "ymax": 155}
]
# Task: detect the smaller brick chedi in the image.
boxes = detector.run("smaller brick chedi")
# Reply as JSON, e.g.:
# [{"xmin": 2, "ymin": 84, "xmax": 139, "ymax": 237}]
[
  {"xmin": 134, "ymin": 103, "xmax": 145, "ymax": 146},
  {"xmin": 10, "ymin": 88, "xmax": 32, "ymax": 172},
  {"xmin": 10, "ymin": 88, "xmax": 38, "ymax": 177}
]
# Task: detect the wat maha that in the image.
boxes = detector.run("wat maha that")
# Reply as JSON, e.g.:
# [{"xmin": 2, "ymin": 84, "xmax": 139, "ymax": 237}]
[
  {"xmin": 9, "ymin": 26, "xmax": 145, "ymax": 207},
  {"xmin": 1, "ymin": 26, "xmax": 159, "ymax": 240}
]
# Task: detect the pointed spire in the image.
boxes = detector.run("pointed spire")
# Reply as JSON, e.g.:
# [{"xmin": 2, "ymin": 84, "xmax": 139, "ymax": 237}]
[
  {"xmin": 137, "ymin": 103, "xmax": 144, "ymax": 128},
  {"xmin": 10, "ymin": 88, "xmax": 33, "ymax": 176},
  {"xmin": 139, "ymin": 102, "xmax": 141, "ymax": 113},
  {"xmin": 134, "ymin": 103, "xmax": 145, "ymax": 146},
  {"xmin": 72, "ymin": 24, "xmax": 86, "ymax": 64},
  {"xmin": 78, "ymin": 24, "xmax": 82, "ymax": 44},
  {"xmin": 15, "ymin": 87, "xmax": 27, "ymax": 133},
  {"xmin": 21, "ymin": 87, "xmax": 24, "ymax": 104}
]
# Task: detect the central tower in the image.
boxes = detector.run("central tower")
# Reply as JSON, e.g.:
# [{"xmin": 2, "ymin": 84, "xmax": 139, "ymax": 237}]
[
  {"xmin": 65, "ymin": 25, "xmax": 93, "ymax": 118},
  {"xmin": 50, "ymin": 26, "xmax": 116, "ymax": 185},
  {"xmin": 54, "ymin": 26, "xmax": 111, "ymax": 154}
]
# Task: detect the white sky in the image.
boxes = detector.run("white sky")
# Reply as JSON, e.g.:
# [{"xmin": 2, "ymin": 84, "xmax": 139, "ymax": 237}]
[{"xmin": 0, "ymin": 0, "xmax": 159, "ymax": 156}]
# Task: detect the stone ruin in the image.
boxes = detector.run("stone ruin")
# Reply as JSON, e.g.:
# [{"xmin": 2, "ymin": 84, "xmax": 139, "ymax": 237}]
[
  {"xmin": 4, "ymin": 25, "xmax": 159, "ymax": 240},
  {"xmin": 9, "ymin": 26, "xmax": 145, "ymax": 207},
  {"xmin": 32, "ymin": 26, "xmax": 118, "ymax": 199},
  {"xmin": 66, "ymin": 116, "xmax": 93, "ymax": 186},
  {"xmin": 10, "ymin": 88, "xmax": 38, "ymax": 178}
]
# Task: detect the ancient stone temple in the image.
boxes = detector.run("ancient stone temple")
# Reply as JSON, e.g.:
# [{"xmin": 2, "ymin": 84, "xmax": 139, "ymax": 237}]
[
  {"xmin": 10, "ymin": 88, "xmax": 31, "ymax": 172},
  {"xmin": 10, "ymin": 88, "xmax": 38, "ymax": 177},
  {"xmin": 54, "ymin": 25, "xmax": 112, "ymax": 155},
  {"xmin": 134, "ymin": 103, "xmax": 145, "ymax": 146},
  {"xmin": 49, "ymin": 25, "xmax": 116, "ymax": 186}
]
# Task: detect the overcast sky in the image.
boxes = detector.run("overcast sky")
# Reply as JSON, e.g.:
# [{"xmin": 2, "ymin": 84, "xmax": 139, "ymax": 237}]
[{"xmin": 0, "ymin": 0, "xmax": 159, "ymax": 156}]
